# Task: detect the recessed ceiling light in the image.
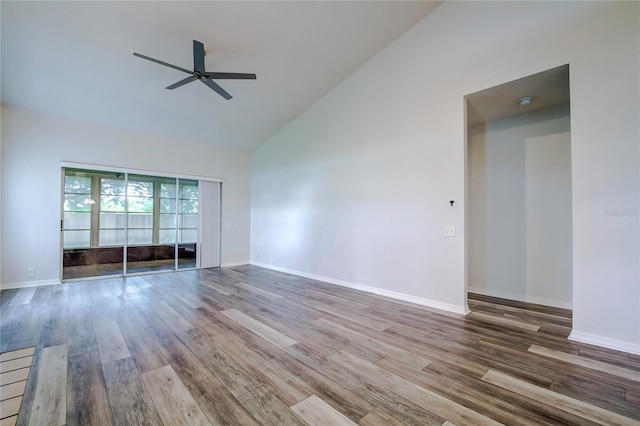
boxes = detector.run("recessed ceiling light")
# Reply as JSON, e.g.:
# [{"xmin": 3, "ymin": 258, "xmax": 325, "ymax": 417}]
[{"xmin": 518, "ymin": 97, "xmax": 533, "ymax": 106}]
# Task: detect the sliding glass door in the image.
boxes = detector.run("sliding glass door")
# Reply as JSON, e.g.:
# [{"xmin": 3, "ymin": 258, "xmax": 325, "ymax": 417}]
[
  {"xmin": 61, "ymin": 166, "xmax": 217, "ymax": 281},
  {"xmin": 63, "ymin": 170, "xmax": 125, "ymax": 279},
  {"xmin": 125, "ymin": 174, "xmax": 176, "ymax": 274},
  {"xmin": 177, "ymin": 179, "xmax": 199, "ymax": 270}
]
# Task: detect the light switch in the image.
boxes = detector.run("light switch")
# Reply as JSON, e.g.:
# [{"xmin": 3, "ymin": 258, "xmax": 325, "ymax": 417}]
[{"xmin": 444, "ymin": 225, "xmax": 456, "ymax": 237}]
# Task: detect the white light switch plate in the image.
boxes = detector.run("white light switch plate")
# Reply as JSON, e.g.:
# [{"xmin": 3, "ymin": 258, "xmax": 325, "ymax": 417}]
[{"xmin": 444, "ymin": 225, "xmax": 456, "ymax": 237}]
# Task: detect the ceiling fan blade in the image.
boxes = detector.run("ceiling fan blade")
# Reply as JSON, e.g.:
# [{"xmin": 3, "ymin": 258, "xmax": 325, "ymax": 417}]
[
  {"xmin": 193, "ymin": 40, "xmax": 205, "ymax": 73},
  {"xmin": 166, "ymin": 75, "xmax": 198, "ymax": 90},
  {"xmin": 133, "ymin": 52, "xmax": 193, "ymax": 75},
  {"xmin": 208, "ymin": 72, "xmax": 257, "ymax": 80},
  {"xmin": 202, "ymin": 78, "xmax": 232, "ymax": 100}
]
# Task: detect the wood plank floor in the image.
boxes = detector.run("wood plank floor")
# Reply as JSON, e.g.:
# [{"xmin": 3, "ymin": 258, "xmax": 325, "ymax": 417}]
[{"xmin": 1, "ymin": 265, "xmax": 639, "ymax": 425}]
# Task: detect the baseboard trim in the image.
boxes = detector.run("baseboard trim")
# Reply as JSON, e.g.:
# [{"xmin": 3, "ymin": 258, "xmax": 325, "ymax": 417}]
[
  {"xmin": 468, "ymin": 287, "xmax": 572, "ymax": 310},
  {"xmin": 569, "ymin": 330, "xmax": 640, "ymax": 355},
  {"xmin": 221, "ymin": 261, "xmax": 250, "ymax": 268},
  {"xmin": 1, "ymin": 279, "xmax": 62, "ymax": 290},
  {"xmin": 251, "ymin": 261, "xmax": 469, "ymax": 316}
]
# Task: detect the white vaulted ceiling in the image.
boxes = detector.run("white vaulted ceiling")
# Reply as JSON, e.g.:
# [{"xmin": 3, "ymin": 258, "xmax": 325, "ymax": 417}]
[{"xmin": 1, "ymin": 1, "xmax": 441, "ymax": 150}]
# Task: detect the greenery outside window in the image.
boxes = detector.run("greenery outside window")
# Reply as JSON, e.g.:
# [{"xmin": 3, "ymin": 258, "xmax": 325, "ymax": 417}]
[{"xmin": 63, "ymin": 175, "xmax": 92, "ymax": 248}]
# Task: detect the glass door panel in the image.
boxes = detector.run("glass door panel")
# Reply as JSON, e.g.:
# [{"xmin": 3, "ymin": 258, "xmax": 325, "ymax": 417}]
[
  {"xmin": 177, "ymin": 179, "xmax": 198, "ymax": 269},
  {"xmin": 62, "ymin": 169, "xmax": 124, "ymax": 279},
  {"xmin": 126, "ymin": 174, "xmax": 176, "ymax": 274}
]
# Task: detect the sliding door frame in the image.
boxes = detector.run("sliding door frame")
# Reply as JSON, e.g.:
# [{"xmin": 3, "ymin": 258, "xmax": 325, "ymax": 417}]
[{"xmin": 59, "ymin": 161, "xmax": 223, "ymax": 282}]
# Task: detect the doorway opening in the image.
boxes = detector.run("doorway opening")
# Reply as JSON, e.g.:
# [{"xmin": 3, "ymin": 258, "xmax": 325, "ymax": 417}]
[{"xmin": 464, "ymin": 64, "xmax": 573, "ymax": 326}]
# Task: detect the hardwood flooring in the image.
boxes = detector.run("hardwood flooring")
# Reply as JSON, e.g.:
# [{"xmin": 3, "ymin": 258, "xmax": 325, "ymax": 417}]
[{"xmin": 1, "ymin": 265, "xmax": 639, "ymax": 425}]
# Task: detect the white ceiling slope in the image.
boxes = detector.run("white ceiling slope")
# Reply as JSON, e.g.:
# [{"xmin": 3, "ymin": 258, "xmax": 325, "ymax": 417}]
[{"xmin": 1, "ymin": 1, "xmax": 441, "ymax": 151}]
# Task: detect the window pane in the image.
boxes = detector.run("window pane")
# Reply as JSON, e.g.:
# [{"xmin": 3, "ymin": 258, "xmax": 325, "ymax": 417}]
[
  {"xmin": 65, "ymin": 194, "xmax": 93, "ymax": 212},
  {"xmin": 160, "ymin": 214, "xmax": 176, "ymax": 228},
  {"xmin": 127, "ymin": 181, "xmax": 153, "ymax": 197},
  {"xmin": 161, "ymin": 183, "xmax": 176, "ymax": 199},
  {"xmin": 100, "ymin": 212, "xmax": 125, "ymax": 229},
  {"xmin": 64, "ymin": 230, "xmax": 90, "ymax": 248},
  {"xmin": 177, "ymin": 180, "xmax": 198, "ymax": 245},
  {"xmin": 101, "ymin": 179, "xmax": 126, "ymax": 196},
  {"xmin": 99, "ymin": 230, "xmax": 125, "ymax": 246},
  {"xmin": 178, "ymin": 243, "xmax": 196, "ymax": 269},
  {"xmin": 101, "ymin": 195, "xmax": 125, "ymax": 212},
  {"xmin": 179, "ymin": 200, "xmax": 198, "ymax": 215},
  {"xmin": 179, "ymin": 182, "xmax": 198, "ymax": 200},
  {"xmin": 179, "ymin": 229, "xmax": 197, "ymax": 243},
  {"xmin": 179, "ymin": 214, "xmax": 198, "ymax": 228},
  {"xmin": 128, "ymin": 229, "xmax": 153, "ymax": 245},
  {"xmin": 64, "ymin": 212, "xmax": 91, "ymax": 230},
  {"xmin": 160, "ymin": 199, "xmax": 176, "ymax": 214},
  {"xmin": 64, "ymin": 176, "xmax": 91, "ymax": 194},
  {"xmin": 159, "ymin": 230, "xmax": 176, "ymax": 244},
  {"xmin": 128, "ymin": 213, "xmax": 153, "ymax": 228},
  {"xmin": 128, "ymin": 197, "xmax": 153, "ymax": 213}
]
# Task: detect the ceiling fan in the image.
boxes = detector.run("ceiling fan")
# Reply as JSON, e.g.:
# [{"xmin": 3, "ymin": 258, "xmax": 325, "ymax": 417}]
[{"xmin": 133, "ymin": 40, "xmax": 256, "ymax": 100}]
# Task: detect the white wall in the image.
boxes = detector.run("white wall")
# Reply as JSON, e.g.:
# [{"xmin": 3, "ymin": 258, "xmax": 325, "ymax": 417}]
[
  {"xmin": 251, "ymin": 1, "xmax": 639, "ymax": 352},
  {"xmin": 468, "ymin": 105, "xmax": 572, "ymax": 308},
  {"xmin": 1, "ymin": 106, "xmax": 251, "ymax": 287}
]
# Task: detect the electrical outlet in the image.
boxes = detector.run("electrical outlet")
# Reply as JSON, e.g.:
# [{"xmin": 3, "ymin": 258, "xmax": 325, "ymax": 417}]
[
  {"xmin": 27, "ymin": 267, "xmax": 36, "ymax": 278},
  {"xmin": 444, "ymin": 225, "xmax": 456, "ymax": 237}
]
